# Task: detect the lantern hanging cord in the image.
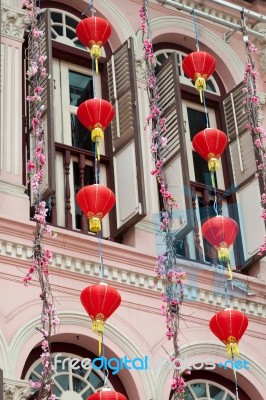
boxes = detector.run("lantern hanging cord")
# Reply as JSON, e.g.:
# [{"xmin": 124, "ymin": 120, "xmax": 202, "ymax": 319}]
[
  {"xmin": 231, "ymin": 351, "xmax": 240, "ymax": 400},
  {"xmin": 101, "ymin": 334, "xmax": 109, "ymax": 386},
  {"xmin": 222, "ymin": 264, "xmax": 230, "ymax": 308},
  {"xmin": 213, "ymin": 183, "xmax": 218, "ymax": 216},
  {"xmin": 97, "ymin": 230, "xmax": 104, "ymax": 281},
  {"xmin": 202, "ymin": 92, "xmax": 210, "ymax": 128},
  {"xmin": 82, "ymin": 0, "xmax": 96, "ymax": 16},
  {"xmin": 192, "ymin": 8, "xmax": 200, "ymax": 51}
]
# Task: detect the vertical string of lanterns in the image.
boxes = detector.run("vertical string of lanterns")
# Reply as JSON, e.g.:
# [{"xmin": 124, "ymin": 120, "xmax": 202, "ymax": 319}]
[
  {"xmin": 183, "ymin": 11, "xmax": 249, "ymax": 400},
  {"xmin": 75, "ymin": 4, "xmax": 126, "ymax": 398}
]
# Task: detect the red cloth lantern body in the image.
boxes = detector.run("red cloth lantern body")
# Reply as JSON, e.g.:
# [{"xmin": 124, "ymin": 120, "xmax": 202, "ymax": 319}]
[
  {"xmin": 87, "ymin": 389, "xmax": 127, "ymax": 400},
  {"xmin": 76, "ymin": 184, "xmax": 115, "ymax": 232},
  {"xmin": 202, "ymin": 215, "xmax": 238, "ymax": 279},
  {"xmin": 182, "ymin": 51, "xmax": 216, "ymax": 101},
  {"xmin": 81, "ymin": 283, "xmax": 121, "ymax": 354},
  {"xmin": 76, "ymin": 17, "xmax": 111, "ymax": 73},
  {"xmin": 192, "ymin": 128, "xmax": 228, "ymax": 172},
  {"xmin": 77, "ymin": 99, "xmax": 114, "ymax": 159},
  {"xmin": 209, "ymin": 309, "xmax": 248, "ymax": 356}
]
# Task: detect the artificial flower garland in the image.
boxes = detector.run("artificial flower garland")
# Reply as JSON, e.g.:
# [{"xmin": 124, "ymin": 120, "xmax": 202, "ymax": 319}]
[
  {"xmin": 24, "ymin": 1, "xmax": 59, "ymax": 399},
  {"xmin": 140, "ymin": 2, "xmax": 187, "ymax": 398},
  {"xmin": 242, "ymin": 38, "xmax": 266, "ymax": 255}
]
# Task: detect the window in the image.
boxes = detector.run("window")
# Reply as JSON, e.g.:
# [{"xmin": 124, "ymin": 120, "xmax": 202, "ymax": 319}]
[
  {"xmin": 25, "ymin": 353, "xmax": 114, "ymax": 399},
  {"xmin": 183, "ymin": 379, "xmax": 235, "ymax": 400},
  {"xmin": 25, "ymin": 8, "xmax": 146, "ymax": 239}
]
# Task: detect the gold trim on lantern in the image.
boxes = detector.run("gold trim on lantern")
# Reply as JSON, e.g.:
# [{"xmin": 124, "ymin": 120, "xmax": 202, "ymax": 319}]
[{"xmin": 224, "ymin": 336, "xmax": 239, "ymax": 356}]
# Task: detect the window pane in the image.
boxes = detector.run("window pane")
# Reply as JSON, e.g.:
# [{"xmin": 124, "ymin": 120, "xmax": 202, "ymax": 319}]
[
  {"xmin": 53, "ymin": 25, "xmax": 63, "ymax": 36},
  {"xmin": 73, "ymin": 376, "xmax": 87, "ymax": 392},
  {"xmin": 66, "ymin": 15, "xmax": 78, "ymax": 29},
  {"xmin": 209, "ymin": 384, "xmax": 226, "ymax": 400},
  {"xmin": 89, "ymin": 370, "xmax": 103, "ymax": 389},
  {"xmin": 55, "ymin": 374, "xmax": 69, "ymax": 391},
  {"xmin": 51, "ymin": 12, "xmax": 62, "ymax": 23},
  {"xmin": 73, "ymin": 163, "xmax": 94, "ymax": 230},
  {"xmin": 187, "ymin": 107, "xmax": 216, "ymax": 187},
  {"xmin": 66, "ymin": 28, "xmax": 76, "ymax": 40},
  {"xmin": 71, "ymin": 114, "xmax": 94, "ymax": 151},
  {"xmin": 69, "ymin": 70, "xmax": 93, "ymax": 106},
  {"xmin": 190, "ymin": 382, "xmax": 207, "ymax": 397},
  {"xmin": 184, "ymin": 387, "xmax": 194, "ymax": 399}
]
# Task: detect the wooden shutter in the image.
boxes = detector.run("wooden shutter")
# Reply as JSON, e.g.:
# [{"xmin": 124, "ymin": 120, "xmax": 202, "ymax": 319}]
[
  {"xmin": 26, "ymin": 9, "xmax": 55, "ymax": 200},
  {"xmin": 223, "ymin": 83, "xmax": 265, "ymax": 261},
  {"xmin": 156, "ymin": 53, "xmax": 194, "ymax": 239},
  {"xmin": 223, "ymin": 82, "xmax": 256, "ymax": 187},
  {"xmin": 107, "ymin": 38, "xmax": 146, "ymax": 238}
]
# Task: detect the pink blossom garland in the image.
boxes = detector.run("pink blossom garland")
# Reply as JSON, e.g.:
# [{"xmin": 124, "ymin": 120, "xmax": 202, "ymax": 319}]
[
  {"xmin": 140, "ymin": 2, "xmax": 186, "ymax": 398},
  {"xmin": 24, "ymin": 1, "xmax": 59, "ymax": 399},
  {"xmin": 242, "ymin": 40, "xmax": 266, "ymax": 255}
]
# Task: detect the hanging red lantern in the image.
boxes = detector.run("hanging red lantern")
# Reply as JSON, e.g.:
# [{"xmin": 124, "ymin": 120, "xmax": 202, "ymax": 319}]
[
  {"xmin": 202, "ymin": 216, "xmax": 239, "ymax": 278},
  {"xmin": 209, "ymin": 309, "xmax": 248, "ymax": 356},
  {"xmin": 76, "ymin": 16, "xmax": 111, "ymax": 73},
  {"xmin": 76, "ymin": 184, "xmax": 115, "ymax": 233},
  {"xmin": 87, "ymin": 388, "xmax": 127, "ymax": 400},
  {"xmin": 81, "ymin": 283, "xmax": 121, "ymax": 355},
  {"xmin": 192, "ymin": 128, "xmax": 228, "ymax": 172},
  {"xmin": 77, "ymin": 99, "xmax": 114, "ymax": 159},
  {"xmin": 182, "ymin": 51, "xmax": 216, "ymax": 102}
]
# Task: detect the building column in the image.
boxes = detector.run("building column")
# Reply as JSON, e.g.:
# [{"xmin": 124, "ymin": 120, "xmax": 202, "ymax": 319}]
[
  {"xmin": 3, "ymin": 378, "xmax": 31, "ymax": 400},
  {"xmin": 1, "ymin": 3, "xmax": 30, "ymax": 221}
]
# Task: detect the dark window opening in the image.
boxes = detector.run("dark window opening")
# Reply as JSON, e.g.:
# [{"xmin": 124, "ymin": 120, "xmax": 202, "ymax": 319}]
[{"xmin": 73, "ymin": 162, "xmax": 94, "ymax": 230}]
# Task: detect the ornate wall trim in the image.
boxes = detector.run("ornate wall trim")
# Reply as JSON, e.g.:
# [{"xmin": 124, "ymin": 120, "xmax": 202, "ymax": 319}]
[
  {"xmin": 1, "ymin": 5, "xmax": 30, "ymax": 41},
  {"xmin": 3, "ymin": 379, "xmax": 31, "ymax": 400}
]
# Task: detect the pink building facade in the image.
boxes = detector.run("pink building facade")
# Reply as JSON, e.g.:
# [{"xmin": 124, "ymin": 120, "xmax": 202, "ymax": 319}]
[{"xmin": 1, "ymin": 0, "xmax": 266, "ymax": 399}]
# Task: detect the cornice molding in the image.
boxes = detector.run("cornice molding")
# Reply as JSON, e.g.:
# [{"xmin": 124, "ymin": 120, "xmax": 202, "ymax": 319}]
[
  {"xmin": 1, "ymin": 5, "xmax": 30, "ymax": 41},
  {"xmin": 0, "ymin": 231, "xmax": 265, "ymax": 319}
]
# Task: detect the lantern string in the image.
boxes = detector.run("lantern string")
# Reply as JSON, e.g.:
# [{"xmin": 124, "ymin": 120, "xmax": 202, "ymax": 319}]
[
  {"xmin": 82, "ymin": 0, "xmax": 96, "ymax": 16},
  {"xmin": 192, "ymin": 8, "xmax": 200, "ymax": 51},
  {"xmin": 202, "ymin": 92, "xmax": 209, "ymax": 128},
  {"xmin": 231, "ymin": 351, "xmax": 240, "ymax": 400},
  {"xmin": 222, "ymin": 264, "xmax": 230, "ymax": 308}
]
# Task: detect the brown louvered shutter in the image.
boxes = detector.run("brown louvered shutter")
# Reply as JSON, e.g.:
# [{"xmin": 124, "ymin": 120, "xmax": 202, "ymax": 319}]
[
  {"xmin": 107, "ymin": 38, "xmax": 146, "ymax": 238},
  {"xmin": 26, "ymin": 9, "xmax": 55, "ymax": 200},
  {"xmin": 156, "ymin": 53, "xmax": 194, "ymax": 239},
  {"xmin": 223, "ymin": 83, "xmax": 265, "ymax": 262},
  {"xmin": 223, "ymin": 82, "xmax": 257, "ymax": 187}
]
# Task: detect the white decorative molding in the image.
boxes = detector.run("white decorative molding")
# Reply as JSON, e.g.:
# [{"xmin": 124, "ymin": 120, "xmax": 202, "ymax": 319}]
[
  {"xmin": 3, "ymin": 379, "xmax": 31, "ymax": 400},
  {"xmin": 1, "ymin": 5, "xmax": 30, "ymax": 41},
  {"xmin": 254, "ymin": 22, "xmax": 266, "ymax": 75},
  {"xmin": 0, "ymin": 235, "xmax": 265, "ymax": 318}
]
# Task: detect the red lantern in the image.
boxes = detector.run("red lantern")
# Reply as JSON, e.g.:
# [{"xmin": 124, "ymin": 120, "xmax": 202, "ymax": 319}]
[
  {"xmin": 87, "ymin": 389, "xmax": 127, "ymax": 400},
  {"xmin": 202, "ymin": 216, "xmax": 239, "ymax": 278},
  {"xmin": 209, "ymin": 309, "xmax": 248, "ymax": 356},
  {"xmin": 182, "ymin": 51, "xmax": 216, "ymax": 101},
  {"xmin": 76, "ymin": 184, "xmax": 115, "ymax": 233},
  {"xmin": 77, "ymin": 99, "xmax": 114, "ymax": 159},
  {"xmin": 81, "ymin": 283, "xmax": 121, "ymax": 355},
  {"xmin": 76, "ymin": 16, "xmax": 111, "ymax": 73},
  {"xmin": 192, "ymin": 128, "xmax": 228, "ymax": 172}
]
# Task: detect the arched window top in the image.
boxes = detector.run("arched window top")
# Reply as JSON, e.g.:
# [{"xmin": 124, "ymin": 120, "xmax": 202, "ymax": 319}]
[
  {"xmin": 182, "ymin": 379, "xmax": 235, "ymax": 400},
  {"xmin": 25, "ymin": 352, "xmax": 114, "ymax": 399},
  {"xmin": 154, "ymin": 49, "xmax": 220, "ymax": 95},
  {"xmin": 38, "ymin": 8, "xmax": 107, "ymax": 56}
]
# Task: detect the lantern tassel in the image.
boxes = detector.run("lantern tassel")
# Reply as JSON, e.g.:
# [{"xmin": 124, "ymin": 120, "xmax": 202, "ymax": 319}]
[
  {"xmin": 226, "ymin": 339, "xmax": 239, "ymax": 357},
  {"xmin": 211, "ymin": 171, "xmax": 216, "ymax": 188},
  {"xmin": 195, "ymin": 76, "xmax": 206, "ymax": 103},
  {"xmin": 92, "ymin": 319, "xmax": 105, "ymax": 355}
]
